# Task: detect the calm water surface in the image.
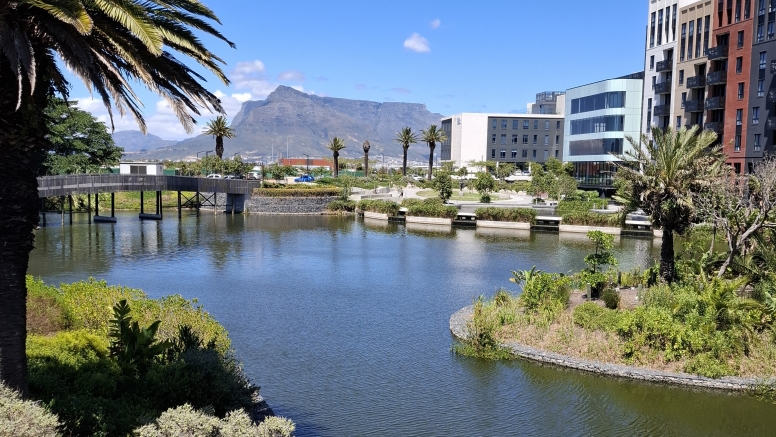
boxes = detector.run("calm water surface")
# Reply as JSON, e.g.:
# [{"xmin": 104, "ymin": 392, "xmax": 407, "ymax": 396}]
[{"xmin": 29, "ymin": 213, "xmax": 776, "ymax": 436}]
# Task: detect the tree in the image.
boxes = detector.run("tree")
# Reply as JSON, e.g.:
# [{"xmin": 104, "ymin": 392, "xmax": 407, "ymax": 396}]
[
  {"xmin": 475, "ymin": 172, "xmax": 496, "ymax": 203},
  {"xmin": 326, "ymin": 137, "xmax": 346, "ymax": 178},
  {"xmin": 44, "ymin": 98, "xmax": 123, "ymax": 175},
  {"xmin": 581, "ymin": 230, "xmax": 618, "ymax": 299},
  {"xmin": 495, "ymin": 162, "xmax": 515, "ymax": 180},
  {"xmin": 362, "ymin": 140, "xmax": 370, "ymax": 176},
  {"xmin": 202, "ymin": 116, "xmax": 235, "ymax": 159},
  {"xmin": 528, "ymin": 158, "xmax": 576, "ymax": 200},
  {"xmin": 614, "ymin": 126, "xmax": 725, "ymax": 283},
  {"xmin": 0, "ymin": 0, "xmax": 233, "ymax": 395},
  {"xmin": 696, "ymin": 155, "xmax": 776, "ymax": 277},
  {"xmin": 394, "ymin": 127, "xmax": 418, "ymax": 176},
  {"xmin": 420, "ymin": 125, "xmax": 446, "ymax": 181},
  {"xmin": 434, "ymin": 172, "xmax": 453, "ymax": 202}
]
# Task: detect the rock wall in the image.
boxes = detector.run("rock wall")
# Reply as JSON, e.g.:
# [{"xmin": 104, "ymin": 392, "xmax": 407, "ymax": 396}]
[{"xmin": 202, "ymin": 193, "xmax": 339, "ymax": 214}]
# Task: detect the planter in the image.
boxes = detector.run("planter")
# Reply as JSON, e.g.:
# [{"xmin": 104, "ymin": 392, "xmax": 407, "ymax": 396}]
[
  {"xmin": 405, "ymin": 216, "xmax": 453, "ymax": 226},
  {"xmin": 363, "ymin": 211, "xmax": 389, "ymax": 220},
  {"xmin": 476, "ymin": 220, "xmax": 531, "ymax": 230},
  {"xmin": 558, "ymin": 224, "xmax": 621, "ymax": 235}
]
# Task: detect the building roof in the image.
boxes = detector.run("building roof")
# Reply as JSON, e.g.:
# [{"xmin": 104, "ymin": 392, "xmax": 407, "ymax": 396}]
[
  {"xmin": 280, "ymin": 158, "xmax": 332, "ymax": 168},
  {"xmin": 119, "ymin": 161, "xmax": 163, "ymax": 165},
  {"xmin": 566, "ymin": 72, "xmax": 645, "ymax": 91},
  {"xmin": 441, "ymin": 112, "xmax": 564, "ymax": 121}
]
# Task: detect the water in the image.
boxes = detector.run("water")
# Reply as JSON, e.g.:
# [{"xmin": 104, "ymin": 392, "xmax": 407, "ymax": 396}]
[{"xmin": 29, "ymin": 212, "xmax": 776, "ymax": 436}]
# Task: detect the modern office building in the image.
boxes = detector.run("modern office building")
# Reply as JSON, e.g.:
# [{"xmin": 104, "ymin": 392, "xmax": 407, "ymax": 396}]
[
  {"xmin": 440, "ymin": 112, "xmax": 564, "ymax": 170},
  {"xmin": 746, "ymin": 0, "xmax": 776, "ymax": 173},
  {"xmin": 563, "ymin": 73, "xmax": 645, "ymax": 189},
  {"xmin": 526, "ymin": 91, "xmax": 566, "ymax": 114}
]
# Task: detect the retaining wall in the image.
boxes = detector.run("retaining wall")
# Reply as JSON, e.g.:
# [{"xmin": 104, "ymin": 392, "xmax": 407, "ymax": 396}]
[{"xmin": 204, "ymin": 193, "xmax": 339, "ymax": 214}]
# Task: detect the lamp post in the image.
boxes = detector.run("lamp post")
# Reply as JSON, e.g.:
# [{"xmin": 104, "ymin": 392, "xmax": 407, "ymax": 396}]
[
  {"xmin": 303, "ymin": 154, "xmax": 310, "ymax": 173},
  {"xmin": 196, "ymin": 150, "xmax": 207, "ymax": 160},
  {"xmin": 204, "ymin": 151, "xmax": 213, "ymax": 175}
]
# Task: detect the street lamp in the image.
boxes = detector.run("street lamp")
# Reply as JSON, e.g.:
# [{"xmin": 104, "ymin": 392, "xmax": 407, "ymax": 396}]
[
  {"xmin": 204, "ymin": 151, "xmax": 213, "ymax": 175},
  {"xmin": 303, "ymin": 154, "xmax": 310, "ymax": 173},
  {"xmin": 196, "ymin": 150, "xmax": 207, "ymax": 160}
]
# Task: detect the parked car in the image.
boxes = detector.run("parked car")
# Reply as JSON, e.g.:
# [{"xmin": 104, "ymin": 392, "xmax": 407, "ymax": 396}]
[
  {"xmin": 206, "ymin": 173, "xmax": 222, "ymax": 179},
  {"xmin": 504, "ymin": 174, "xmax": 522, "ymax": 182},
  {"xmin": 294, "ymin": 174, "xmax": 315, "ymax": 182},
  {"xmin": 246, "ymin": 172, "xmax": 262, "ymax": 180},
  {"xmin": 412, "ymin": 175, "xmax": 424, "ymax": 181}
]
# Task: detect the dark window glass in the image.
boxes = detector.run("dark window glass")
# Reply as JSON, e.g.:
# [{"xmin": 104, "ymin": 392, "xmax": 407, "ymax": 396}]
[
  {"xmin": 738, "ymin": 31, "xmax": 744, "ymax": 48},
  {"xmin": 491, "ymin": 149, "xmax": 495, "ymax": 158},
  {"xmin": 570, "ymin": 115, "xmax": 626, "ymax": 135},
  {"xmin": 568, "ymin": 138, "xmax": 623, "ymax": 156},
  {"xmin": 570, "ymin": 92, "xmax": 626, "ymax": 114}
]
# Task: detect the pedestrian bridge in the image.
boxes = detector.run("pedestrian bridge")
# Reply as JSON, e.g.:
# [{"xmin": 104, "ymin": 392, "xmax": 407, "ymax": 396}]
[{"xmin": 37, "ymin": 174, "xmax": 259, "ymax": 198}]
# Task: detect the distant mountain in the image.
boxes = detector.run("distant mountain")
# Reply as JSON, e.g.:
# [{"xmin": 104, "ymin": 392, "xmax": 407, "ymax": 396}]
[
  {"xmin": 139, "ymin": 86, "xmax": 445, "ymax": 162},
  {"xmin": 112, "ymin": 130, "xmax": 178, "ymax": 153}
]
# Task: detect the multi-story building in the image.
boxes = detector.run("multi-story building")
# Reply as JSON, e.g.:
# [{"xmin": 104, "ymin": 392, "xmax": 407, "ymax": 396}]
[
  {"xmin": 440, "ymin": 113, "xmax": 564, "ymax": 170},
  {"xmin": 746, "ymin": 0, "xmax": 776, "ymax": 173},
  {"xmin": 526, "ymin": 91, "xmax": 566, "ymax": 115},
  {"xmin": 563, "ymin": 73, "xmax": 645, "ymax": 190}
]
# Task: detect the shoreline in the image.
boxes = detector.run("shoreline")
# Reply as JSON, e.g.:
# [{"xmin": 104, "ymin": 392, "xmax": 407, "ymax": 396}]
[{"xmin": 449, "ymin": 305, "xmax": 774, "ymax": 391}]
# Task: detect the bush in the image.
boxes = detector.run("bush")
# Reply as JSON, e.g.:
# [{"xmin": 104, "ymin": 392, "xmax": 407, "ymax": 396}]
[
  {"xmin": 475, "ymin": 207, "xmax": 537, "ymax": 224},
  {"xmin": 453, "ymin": 296, "xmax": 514, "ymax": 360},
  {"xmin": 405, "ymin": 201, "xmax": 458, "ymax": 219},
  {"xmin": 601, "ymin": 288, "xmax": 620, "ymax": 309},
  {"xmin": 326, "ymin": 199, "xmax": 356, "ymax": 212},
  {"xmin": 519, "ymin": 272, "xmax": 571, "ymax": 324},
  {"xmin": 257, "ymin": 416, "xmax": 296, "ymax": 437},
  {"xmin": 556, "ymin": 199, "xmax": 606, "ymax": 214},
  {"xmin": 561, "ymin": 212, "xmax": 620, "ymax": 227},
  {"xmin": 357, "ymin": 199, "xmax": 400, "ymax": 215},
  {"xmin": 252, "ymin": 188, "xmax": 340, "ymax": 197},
  {"xmin": 0, "ymin": 383, "xmax": 60, "ymax": 437},
  {"xmin": 133, "ymin": 404, "xmax": 295, "ymax": 437},
  {"xmin": 572, "ymin": 302, "xmax": 622, "ymax": 332},
  {"xmin": 480, "ymin": 194, "xmax": 491, "ymax": 203}
]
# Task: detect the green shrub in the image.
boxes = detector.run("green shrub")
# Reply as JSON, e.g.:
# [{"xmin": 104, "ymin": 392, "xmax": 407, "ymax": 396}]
[
  {"xmin": 572, "ymin": 302, "xmax": 622, "ymax": 332},
  {"xmin": 480, "ymin": 193, "xmax": 491, "ymax": 203},
  {"xmin": 357, "ymin": 199, "xmax": 400, "ymax": 215},
  {"xmin": 561, "ymin": 212, "xmax": 620, "ymax": 227},
  {"xmin": 405, "ymin": 201, "xmax": 458, "ymax": 219},
  {"xmin": 556, "ymin": 199, "xmax": 607, "ymax": 214},
  {"xmin": 257, "ymin": 416, "xmax": 296, "ymax": 437},
  {"xmin": 601, "ymin": 288, "xmax": 620, "ymax": 309},
  {"xmin": 133, "ymin": 404, "xmax": 295, "ymax": 437},
  {"xmin": 683, "ymin": 353, "xmax": 734, "ymax": 379},
  {"xmin": 327, "ymin": 199, "xmax": 356, "ymax": 212},
  {"xmin": 475, "ymin": 207, "xmax": 537, "ymax": 224},
  {"xmin": 0, "ymin": 383, "xmax": 60, "ymax": 437},
  {"xmin": 108, "ymin": 300, "xmax": 171, "ymax": 375},
  {"xmin": 518, "ymin": 272, "xmax": 571, "ymax": 324},
  {"xmin": 252, "ymin": 188, "xmax": 340, "ymax": 197},
  {"xmin": 453, "ymin": 296, "xmax": 514, "ymax": 360},
  {"xmin": 27, "ymin": 277, "xmax": 71, "ymax": 335}
]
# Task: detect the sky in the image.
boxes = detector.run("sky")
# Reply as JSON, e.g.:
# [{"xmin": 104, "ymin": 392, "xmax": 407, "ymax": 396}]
[{"xmin": 70, "ymin": 0, "xmax": 649, "ymax": 140}]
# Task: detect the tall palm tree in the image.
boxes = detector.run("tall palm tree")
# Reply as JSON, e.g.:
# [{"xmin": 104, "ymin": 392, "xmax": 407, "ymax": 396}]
[
  {"xmin": 362, "ymin": 140, "xmax": 370, "ymax": 176},
  {"xmin": 203, "ymin": 116, "xmax": 236, "ymax": 159},
  {"xmin": 420, "ymin": 125, "xmax": 446, "ymax": 180},
  {"xmin": 326, "ymin": 137, "xmax": 346, "ymax": 178},
  {"xmin": 0, "ymin": 0, "xmax": 233, "ymax": 395},
  {"xmin": 615, "ymin": 126, "xmax": 725, "ymax": 283},
  {"xmin": 394, "ymin": 127, "xmax": 418, "ymax": 176}
]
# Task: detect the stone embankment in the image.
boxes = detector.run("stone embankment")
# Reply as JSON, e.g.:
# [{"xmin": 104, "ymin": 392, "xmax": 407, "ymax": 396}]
[
  {"xmin": 450, "ymin": 305, "xmax": 772, "ymax": 391},
  {"xmin": 204, "ymin": 193, "xmax": 339, "ymax": 214}
]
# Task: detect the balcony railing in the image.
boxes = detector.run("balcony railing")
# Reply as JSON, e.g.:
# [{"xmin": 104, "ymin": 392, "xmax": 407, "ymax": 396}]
[
  {"xmin": 769, "ymin": 90, "xmax": 776, "ymax": 103},
  {"xmin": 707, "ymin": 45, "xmax": 729, "ymax": 60},
  {"xmin": 704, "ymin": 121, "xmax": 724, "ymax": 134},
  {"xmin": 654, "ymin": 81, "xmax": 672, "ymax": 94},
  {"xmin": 706, "ymin": 70, "xmax": 728, "ymax": 85},
  {"xmin": 684, "ymin": 99, "xmax": 705, "ymax": 112},
  {"xmin": 705, "ymin": 96, "xmax": 726, "ymax": 110},
  {"xmin": 767, "ymin": 117, "xmax": 776, "ymax": 130},
  {"xmin": 686, "ymin": 76, "xmax": 706, "ymax": 88},
  {"xmin": 656, "ymin": 59, "xmax": 673, "ymax": 73},
  {"xmin": 653, "ymin": 104, "xmax": 671, "ymax": 116}
]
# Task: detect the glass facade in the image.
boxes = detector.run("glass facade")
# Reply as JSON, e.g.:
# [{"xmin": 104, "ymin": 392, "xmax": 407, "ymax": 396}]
[
  {"xmin": 568, "ymin": 138, "xmax": 623, "ymax": 156},
  {"xmin": 570, "ymin": 115, "xmax": 625, "ymax": 135},
  {"xmin": 572, "ymin": 161, "xmax": 619, "ymax": 187},
  {"xmin": 570, "ymin": 92, "xmax": 626, "ymax": 114}
]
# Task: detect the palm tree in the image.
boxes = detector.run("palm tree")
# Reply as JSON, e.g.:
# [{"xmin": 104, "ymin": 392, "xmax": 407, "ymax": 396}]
[
  {"xmin": 615, "ymin": 126, "xmax": 725, "ymax": 283},
  {"xmin": 0, "ymin": 0, "xmax": 233, "ymax": 395},
  {"xmin": 326, "ymin": 137, "xmax": 346, "ymax": 177},
  {"xmin": 420, "ymin": 125, "xmax": 446, "ymax": 180},
  {"xmin": 362, "ymin": 140, "xmax": 371, "ymax": 176},
  {"xmin": 394, "ymin": 127, "xmax": 418, "ymax": 176},
  {"xmin": 203, "ymin": 116, "xmax": 236, "ymax": 159}
]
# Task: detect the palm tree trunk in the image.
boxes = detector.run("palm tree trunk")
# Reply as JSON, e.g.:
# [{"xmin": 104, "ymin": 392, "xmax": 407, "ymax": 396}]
[
  {"xmin": 402, "ymin": 147, "xmax": 408, "ymax": 176},
  {"xmin": 427, "ymin": 143, "xmax": 435, "ymax": 180},
  {"xmin": 333, "ymin": 153, "xmax": 339, "ymax": 178},
  {"xmin": 364, "ymin": 152, "xmax": 369, "ymax": 176},
  {"xmin": 0, "ymin": 81, "xmax": 49, "ymax": 396},
  {"xmin": 660, "ymin": 228, "xmax": 675, "ymax": 283},
  {"xmin": 215, "ymin": 136, "xmax": 224, "ymax": 159}
]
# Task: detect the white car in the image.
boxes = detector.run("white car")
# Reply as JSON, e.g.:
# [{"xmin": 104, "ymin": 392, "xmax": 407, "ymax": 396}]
[
  {"xmin": 412, "ymin": 175, "xmax": 424, "ymax": 181},
  {"xmin": 206, "ymin": 173, "xmax": 222, "ymax": 179}
]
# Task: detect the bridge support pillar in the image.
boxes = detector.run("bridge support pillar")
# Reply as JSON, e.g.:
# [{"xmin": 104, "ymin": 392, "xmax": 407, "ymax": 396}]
[
  {"xmin": 157, "ymin": 191, "xmax": 162, "ymax": 219},
  {"xmin": 41, "ymin": 198, "xmax": 46, "ymax": 227},
  {"xmin": 87, "ymin": 193, "xmax": 91, "ymax": 224},
  {"xmin": 68, "ymin": 195, "xmax": 73, "ymax": 225},
  {"xmin": 196, "ymin": 190, "xmax": 200, "ymax": 213},
  {"xmin": 225, "ymin": 194, "xmax": 246, "ymax": 214},
  {"xmin": 60, "ymin": 196, "xmax": 64, "ymax": 226},
  {"xmin": 140, "ymin": 191, "xmax": 144, "ymax": 214},
  {"xmin": 94, "ymin": 192, "xmax": 118, "ymax": 223},
  {"xmin": 177, "ymin": 191, "xmax": 181, "ymax": 218}
]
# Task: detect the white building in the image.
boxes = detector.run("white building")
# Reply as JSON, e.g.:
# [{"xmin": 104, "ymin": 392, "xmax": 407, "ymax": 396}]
[{"xmin": 119, "ymin": 162, "xmax": 164, "ymax": 175}]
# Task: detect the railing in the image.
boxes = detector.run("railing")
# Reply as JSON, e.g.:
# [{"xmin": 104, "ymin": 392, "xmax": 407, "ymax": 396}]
[
  {"xmin": 767, "ymin": 117, "xmax": 776, "ymax": 130},
  {"xmin": 704, "ymin": 121, "xmax": 724, "ymax": 134},
  {"xmin": 654, "ymin": 81, "xmax": 672, "ymax": 94},
  {"xmin": 687, "ymin": 76, "xmax": 706, "ymax": 88},
  {"xmin": 37, "ymin": 174, "xmax": 261, "ymax": 198},
  {"xmin": 684, "ymin": 99, "xmax": 704, "ymax": 112},
  {"xmin": 707, "ymin": 70, "xmax": 727, "ymax": 85},
  {"xmin": 768, "ymin": 89, "xmax": 776, "ymax": 103},
  {"xmin": 656, "ymin": 59, "xmax": 673, "ymax": 72},
  {"xmin": 653, "ymin": 104, "xmax": 671, "ymax": 116},
  {"xmin": 704, "ymin": 96, "xmax": 726, "ymax": 110},
  {"xmin": 707, "ymin": 45, "xmax": 729, "ymax": 60}
]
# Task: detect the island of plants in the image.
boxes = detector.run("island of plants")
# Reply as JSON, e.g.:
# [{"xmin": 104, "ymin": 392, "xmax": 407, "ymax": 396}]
[
  {"xmin": 402, "ymin": 198, "xmax": 459, "ymax": 225},
  {"xmin": 475, "ymin": 207, "xmax": 537, "ymax": 230}
]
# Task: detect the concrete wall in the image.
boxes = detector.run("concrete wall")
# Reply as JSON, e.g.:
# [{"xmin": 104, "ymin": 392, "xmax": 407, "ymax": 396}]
[{"xmin": 204, "ymin": 193, "xmax": 340, "ymax": 214}]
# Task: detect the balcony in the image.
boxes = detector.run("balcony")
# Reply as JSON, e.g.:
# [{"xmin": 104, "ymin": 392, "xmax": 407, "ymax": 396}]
[
  {"xmin": 704, "ymin": 96, "xmax": 726, "ymax": 110},
  {"xmin": 707, "ymin": 45, "xmax": 729, "ymax": 60},
  {"xmin": 767, "ymin": 117, "xmax": 776, "ymax": 130},
  {"xmin": 686, "ymin": 76, "xmax": 706, "ymax": 88},
  {"xmin": 684, "ymin": 99, "xmax": 705, "ymax": 112},
  {"xmin": 704, "ymin": 121, "xmax": 724, "ymax": 134},
  {"xmin": 706, "ymin": 70, "xmax": 728, "ymax": 85},
  {"xmin": 768, "ymin": 90, "xmax": 776, "ymax": 103},
  {"xmin": 656, "ymin": 59, "xmax": 673, "ymax": 73},
  {"xmin": 653, "ymin": 104, "xmax": 671, "ymax": 116},
  {"xmin": 654, "ymin": 81, "xmax": 672, "ymax": 94}
]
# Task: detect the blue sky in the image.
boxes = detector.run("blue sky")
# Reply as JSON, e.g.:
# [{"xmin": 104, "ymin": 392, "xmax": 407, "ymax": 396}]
[{"xmin": 71, "ymin": 0, "xmax": 648, "ymax": 140}]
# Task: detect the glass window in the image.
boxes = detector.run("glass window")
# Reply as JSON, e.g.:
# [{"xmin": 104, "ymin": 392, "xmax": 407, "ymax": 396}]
[
  {"xmin": 695, "ymin": 18, "xmax": 702, "ymax": 58},
  {"xmin": 658, "ymin": 10, "xmax": 664, "ymax": 45},
  {"xmin": 738, "ymin": 31, "xmax": 745, "ymax": 48},
  {"xmin": 500, "ymin": 149, "xmax": 506, "ymax": 159},
  {"xmin": 681, "ymin": 92, "xmax": 687, "ymax": 106},
  {"xmin": 544, "ymin": 135, "xmax": 549, "ymax": 145},
  {"xmin": 501, "ymin": 120, "xmax": 507, "ymax": 129},
  {"xmin": 545, "ymin": 121, "xmax": 550, "ymax": 130},
  {"xmin": 760, "ymin": 52, "xmax": 767, "ymax": 69},
  {"xmin": 738, "ymin": 83, "xmax": 745, "ymax": 99},
  {"xmin": 753, "ymin": 107, "xmax": 760, "ymax": 124},
  {"xmin": 736, "ymin": 109, "xmax": 743, "ymax": 125},
  {"xmin": 543, "ymin": 150, "xmax": 549, "ymax": 160},
  {"xmin": 556, "ymin": 121, "xmax": 561, "ymax": 129},
  {"xmin": 533, "ymin": 120, "xmax": 538, "ymax": 130},
  {"xmin": 568, "ymin": 139, "xmax": 623, "ymax": 156},
  {"xmin": 512, "ymin": 120, "xmax": 518, "ymax": 129},
  {"xmin": 511, "ymin": 149, "xmax": 517, "ymax": 158},
  {"xmin": 769, "ymin": 21, "xmax": 774, "ymax": 39},
  {"xmin": 758, "ymin": 24, "xmax": 764, "ymax": 42},
  {"xmin": 735, "ymin": 135, "xmax": 741, "ymax": 151},
  {"xmin": 512, "ymin": 135, "xmax": 518, "ymax": 144},
  {"xmin": 652, "ymin": 76, "xmax": 656, "ymax": 89},
  {"xmin": 758, "ymin": 79, "xmax": 765, "ymax": 97},
  {"xmin": 676, "ymin": 116, "xmax": 682, "ymax": 129},
  {"xmin": 555, "ymin": 135, "xmax": 559, "ymax": 145},
  {"xmin": 555, "ymin": 149, "xmax": 559, "ymax": 158},
  {"xmin": 650, "ymin": 55, "xmax": 655, "ymax": 69},
  {"xmin": 522, "ymin": 135, "xmax": 528, "ymax": 144},
  {"xmin": 500, "ymin": 134, "xmax": 506, "ymax": 144},
  {"xmin": 532, "ymin": 150, "xmax": 537, "ymax": 158},
  {"xmin": 492, "ymin": 119, "xmax": 497, "ymax": 129},
  {"xmin": 736, "ymin": 57, "xmax": 743, "ymax": 74},
  {"xmin": 746, "ymin": 0, "xmax": 752, "ymax": 19},
  {"xmin": 736, "ymin": 0, "xmax": 742, "ymax": 21},
  {"xmin": 570, "ymin": 115, "xmax": 626, "ymax": 135},
  {"xmin": 679, "ymin": 69, "xmax": 684, "ymax": 84},
  {"xmin": 688, "ymin": 21, "xmax": 694, "ymax": 59},
  {"xmin": 569, "ymin": 92, "xmax": 626, "ymax": 114},
  {"xmin": 650, "ymin": 12, "xmax": 656, "ymax": 47},
  {"xmin": 680, "ymin": 23, "xmax": 687, "ymax": 61},
  {"xmin": 533, "ymin": 135, "xmax": 537, "ymax": 144},
  {"xmin": 491, "ymin": 149, "xmax": 495, "ymax": 158},
  {"xmin": 522, "ymin": 150, "xmax": 528, "ymax": 158},
  {"xmin": 491, "ymin": 134, "xmax": 496, "ymax": 144},
  {"xmin": 523, "ymin": 120, "xmax": 529, "ymax": 129},
  {"xmin": 755, "ymin": 134, "xmax": 762, "ymax": 151}
]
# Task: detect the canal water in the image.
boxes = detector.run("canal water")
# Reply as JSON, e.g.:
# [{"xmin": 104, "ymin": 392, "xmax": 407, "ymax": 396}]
[{"xmin": 28, "ymin": 213, "xmax": 776, "ymax": 436}]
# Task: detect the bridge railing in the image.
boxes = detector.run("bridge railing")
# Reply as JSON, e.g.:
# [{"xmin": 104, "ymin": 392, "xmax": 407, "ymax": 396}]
[{"xmin": 37, "ymin": 174, "xmax": 260, "ymax": 198}]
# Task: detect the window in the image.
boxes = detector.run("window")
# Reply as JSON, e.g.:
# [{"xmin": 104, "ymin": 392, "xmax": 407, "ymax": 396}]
[
  {"xmin": 676, "ymin": 116, "xmax": 682, "ymax": 129},
  {"xmin": 500, "ymin": 149, "xmax": 506, "ymax": 159},
  {"xmin": 570, "ymin": 92, "xmax": 626, "ymax": 114},
  {"xmin": 491, "ymin": 134, "xmax": 496, "ymax": 144},
  {"xmin": 568, "ymin": 139, "xmax": 623, "ymax": 155},
  {"xmin": 521, "ymin": 150, "xmax": 528, "ymax": 158},
  {"xmin": 512, "ymin": 120, "xmax": 518, "ymax": 129},
  {"xmin": 511, "ymin": 149, "xmax": 517, "ymax": 158},
  {"xmin": 679, "ymin": 69, "xmax": 684, "ymax": 84},
  {"xmin": 737, "ymin": 108, "xmax": 743, "ymax": 125},
  {"xmin": 681, "ymin": 92, "xmax": 687, "ymax": 106},
  {"xmin": 555, "ymin": 150, "xmax": 559, "ymax": 158},
  {"xmin": 545, "ymin": 121, "xmax": 550, "ymax": 130},
  {"xmin": 695, "ymin": 18, "xmax": 702, "ymax": 58},
  {"xmin": 738, "ymin": 30, "xmax": 745, "ymax": 48},
  {"xmin": 753, "ymin": 106, "xmax": 760, "ymax": 124},
  {"xmin": 556, "ymin": 121, "xmax": 561, "ymax": 129},
  {"xmin": 650, "ymin": 55, "xmax": 655, "ymax": 69},
  {"xmin": 736, "ymin": 57, "xmax": 743, "ymax": 74},
  {"xmin": 760, "ymin": 52, "xmax": 767, "ymax": 70},
  {"xmin": 523, "ymin": 120, "xmax": 529, "ymax": 129},
  {"xmin": 544, "ymin": 135, "xmax": 549, "ymax": 145},
  {"xmin": 650, "ymin": 12, "xmax": 656, "ymax": 47},
  {"xmin": 704, "ymin": 16, "xmax": 710, "ymax": 56},
  {"xmin": 755, "ymin": 134, "xmax": 762, "ymax": 151},
  {"xmin": 736, "ymin": 0, "xmax": 742, "ymax": 21},
  {"xmin": 658, "ymin": 10, "xmax": 664, "ymax": 45},
  {"xmin": 758, "ymin": 79, "xmax": 765, "ymax": 97},
  {"xmin": 492, "ymin": 119, "xmax": 497, "ymax": 129},
  {"xmin": 680, "ymin": 23, "xmax": 687, "ymax": 61},
  {"xmin": 738, "ymin": 82, "xmax": 745, "ymax": 99},
  {"xmin": 735, "ymin": 163, "xmax": 742, "ymax": 174},
  {"xmin": 533, "ymin": 135, "xmax": 537, "ymax": 144},
  {"xmin": 652, "ymin": 76, "xmax": 656, "ymax": 90},
  {"xmin": 735, "ymin": 135, "xmax": 741, "ymax": 151},
  {"xmin": 688, "ymin": 21, "xmax": 694, "ymax": 59},
  {"xmin": 570, "ymin": 115, "xmax": 626, "ymax": 135},
  {"xmin": 648, "ymin": 98, "xmax": 652, "ymax": 110},
  {"xmin": 533, "ymin": 120, "xmax": 538, "ymax": 129},
  {"xmin": 500, "ymin": 134, "xmax": 506, "ymax": 145},
  {"xmin": 758, "ymin": 23, "xmax": 764, "ymax": 42},
  {"xmin": 491, "ymin": 149, "xmax": 495, "ymax": 158},
  {"xmin": 746, "ymin": 0, "xmax": 752, "ymax": 19},
  {"xmin": 522, "ymin": 135, "xmax": 528, "ymax": 144},
  {"xmin": 555, "ymin": 135, "xmax": 560, "ymax": 145},
  {"xmin": 501, "ymin": 120, "xmax": 507, "ymax": 129},
  {"xmin": 129, "ymin": 165, "xmax": 147, "ymax": 174},
  {"xmin": 543, "ymin": 150, "xmax": 549, "ymax": 160},
  {"xmin": 512, "ymin": 135, "xmax": 518, "ymax": 144},
  {"xmin": 769, "ymin": 20, "xmax": 775, "ymax": 39},
  {"xmin": 532, "ymin": 150, "xmax": 537, "ymax": 158}
]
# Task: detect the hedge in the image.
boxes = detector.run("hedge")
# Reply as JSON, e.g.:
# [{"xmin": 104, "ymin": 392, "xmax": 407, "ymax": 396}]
[
  {"xmin": 475, "ymin": 207, "xmax": 537, "ymax": 224},
  {"xmin": 561, "ymin": 211, "xmax": 621, "ymax": 227},
  {"xmin": 252, "ymin": 188, "xmax": 340, "ymax": 197},
  {"xmin": 555, "ymin": 199, "xmax": 607, "ymax": 214},
  {"xmin": 357, "ymin": 199, "xmax": 400, "ymax": 215},
  {"xmin": 327, "ymin": 199, "xmax": 356, "ymax": 212},
  {"xmin": 406, "ymin": 202, "xmax": 459, "ymax": 219}
]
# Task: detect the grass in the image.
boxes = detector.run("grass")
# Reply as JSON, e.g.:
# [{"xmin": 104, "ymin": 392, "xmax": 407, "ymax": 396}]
[
  {"xmin": 416, "ymin": 189, "xmax": 491, "ymax": 201},
  {"xmin": 49, "ymin": 192, "xmax": 198, "ymax": 212}
]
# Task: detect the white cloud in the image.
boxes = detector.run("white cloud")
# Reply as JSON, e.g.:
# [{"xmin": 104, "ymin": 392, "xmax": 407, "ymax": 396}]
[
  {"xmin": 233, "ymin": 60, "xmax": 265, "ymax": 76},
  {"xmin": 403, "ymin": 33, "xmax": 430, "ymax": 53},
  {"xmin": 277, "ymin": 70, "xmax": 305, "ymax": 81},
  {"xmin": 391, "ymin": 87, "xmax": 411, "ymax": 94},
  {"xmin": 213, "ymin": 90, "xmax": 250, "ymax": 118},
  {"xmin": 354, "ymin": 83, "xmax": 367, "ymax": 90},
  {"xmin": 230, "ymin": 59, "xmax": 276, "ymax": 98},
  {"xmin": 75, "ymin": 97, "xmax": 192, "ymax": 140},
  {"xmin": 430, "ymin": 19, "xmax": 441, "ymax": 29},
  {"xmin": 231, "ymin": 93, "xmax": 252, "ymax": 102}
]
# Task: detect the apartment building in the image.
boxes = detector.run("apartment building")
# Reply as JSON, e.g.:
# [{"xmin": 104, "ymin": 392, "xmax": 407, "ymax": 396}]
[
  {"xmin": 526, "ymin": 91, "xmax": 566, "ymax": 115},
  {"xmin": 746, "ymin": 0, "xmax": 776, "ymax": 173},
  {"xmin": 440, "ymin": 113, "xmax": 564, "ymax": 170},
  {"xmin": 563, "ymin": 73, "xmax": 645, "ymax": 189}
]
